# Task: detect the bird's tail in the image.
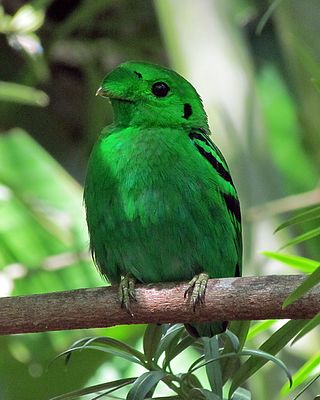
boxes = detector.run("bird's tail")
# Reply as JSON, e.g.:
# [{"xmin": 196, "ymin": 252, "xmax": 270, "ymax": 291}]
[{"xmin": 185, "ymin": 321, "xmax": 228, "ymax": 338}]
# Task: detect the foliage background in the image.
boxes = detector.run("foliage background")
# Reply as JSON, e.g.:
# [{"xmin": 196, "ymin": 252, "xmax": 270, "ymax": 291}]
[{"xmin": 0, "ymin": 0, "xmax": 319, "ymax": 399}]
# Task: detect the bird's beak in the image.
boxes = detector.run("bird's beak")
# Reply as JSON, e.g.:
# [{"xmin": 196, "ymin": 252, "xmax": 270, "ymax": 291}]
[{"xmin": 96, "ymin": 87, "xmax": 107, "ymax": 97}]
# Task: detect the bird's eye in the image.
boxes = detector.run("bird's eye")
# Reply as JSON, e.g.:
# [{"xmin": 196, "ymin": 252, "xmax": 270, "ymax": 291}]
[{"xmin": 151, "ymin": 82, "xmax": 170, "ymax": 97}]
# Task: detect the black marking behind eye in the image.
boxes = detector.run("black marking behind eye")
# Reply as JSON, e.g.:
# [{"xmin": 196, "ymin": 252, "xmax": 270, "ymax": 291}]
[
  {"xmin": 183, "ymin": 103, "xmax": 192, "ymax": 119},
  {"xmin": 134, "ymin": 71, "xmax": 142, "ymax": 79}
]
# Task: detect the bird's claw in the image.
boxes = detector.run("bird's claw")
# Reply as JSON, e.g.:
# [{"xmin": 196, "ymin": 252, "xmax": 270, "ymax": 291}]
[
  {"xmin": 119, "ymin": 274, "xmax": 136, "ymax": 316},
  {"xmin": 184, "ymin": 273, "xmax": 209, "ymax": 311}
]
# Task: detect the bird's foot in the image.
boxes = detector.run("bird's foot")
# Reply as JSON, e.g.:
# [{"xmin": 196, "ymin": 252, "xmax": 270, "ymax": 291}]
[
  {"xmin": 184, "ymin": 273, "xmax": 209, "ymax": 311},
  {"xmin": 119, "ymin": 274, "xmax": 136, "ymax": 316}
]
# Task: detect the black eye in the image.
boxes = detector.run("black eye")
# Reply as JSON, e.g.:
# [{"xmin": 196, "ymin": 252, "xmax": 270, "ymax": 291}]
[{"xmin": 151, "ymin": 82, "xmax": 170, "ymax": 97}]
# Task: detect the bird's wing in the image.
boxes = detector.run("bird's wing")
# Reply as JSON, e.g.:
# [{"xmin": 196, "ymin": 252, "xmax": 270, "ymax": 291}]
[{"xmin": 189, "ymin": 128, "xmax": 242, "ymax": 276}]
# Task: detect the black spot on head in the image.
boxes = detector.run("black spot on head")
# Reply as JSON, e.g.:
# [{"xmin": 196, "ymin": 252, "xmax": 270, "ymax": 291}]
[
  {"xmin": 183, "ymin": 103, "xmax": 192, "ymax": 119},
  {"xmin": 134, "ymin": 71, "xmax": 142, "ymax": 79}
]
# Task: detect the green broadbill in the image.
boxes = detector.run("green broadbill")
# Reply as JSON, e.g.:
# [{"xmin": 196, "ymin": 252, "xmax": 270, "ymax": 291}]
[{"xmin": 84, "ymin": 61, "xmax": 242, "ymax": 337}]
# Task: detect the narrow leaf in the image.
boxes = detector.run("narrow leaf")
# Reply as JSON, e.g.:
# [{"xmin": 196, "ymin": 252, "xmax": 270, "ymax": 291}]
[
  {"xmin": 163, "ymin": 335, "xmax": 196, "ymax": 369},
  {"xmin": 0, "ymin": 81, "xmax": 49, "ymax": 106},
  {"xmin": 262, "ymin": 251, "xmax": 319, "ymax": 273},
  {"xmin": 292, "ymin": 373, "xmax": 320, "ymax": 400},
  {"xmin": 283, "ymin": 265, "xmax": 320, "ymax": 308},
  {"xmin": 221, "ymin": 321, "xmax": 250, "ymax": 384},
  {"xmin": 143, "ymin": 324, "xmax": 163, "ymax": 364},
  {"xmin": 50, "ymin": 378, "xmax": 136, "ymax": 400},
  {"xmin": 203, "ymin": 337, "xmax": 223, "ymax": 398},
  {"xmin": 54, "ymin": 345, "xmax": 144, "ymax": 366},
  {"xmin": 83, "ymin": 336, "xmax": 145, "ymax": 363},
  {"xmin": 190, "ymin": 388, "xmax": 221, "ymax": 400},
  {"xmin": 247, "ymin": 320, "xmax": 277, "ymax": 341},
  {"xmin": 231, "ymin": 387, "xmax": 252, "ymax": 400},
  {"xmin": 154, "ymin": 324, "xmax": 184, "ymax": 362},
  {"xmin": 281, "ymin": 352, "xmax": 320, "ymax": 396},
  {"xmin": 280, "ymin": 226, "xmax": 320, "ymax": 250},
  {"xmin": 275, "ymin": 205, "xmax": 320, "ymax": 233},
  {"xmin": 228, "ymin": 320, "xmax": 306, "ymax": 398},
  {"xmin": 292, "ymin": 313, "xmax": 320, "ymax": 344},
  {"xmin": 127, "ymin": 371, "xmax": 167, "ymax": 400}
]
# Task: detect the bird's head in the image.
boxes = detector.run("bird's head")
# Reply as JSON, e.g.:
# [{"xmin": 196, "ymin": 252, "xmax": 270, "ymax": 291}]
[{"xmin": 96, "ymin": 61, "xmax": 208, "ymax": 129}]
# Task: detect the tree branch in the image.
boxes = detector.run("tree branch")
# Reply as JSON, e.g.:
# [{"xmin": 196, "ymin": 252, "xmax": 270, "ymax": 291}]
[{"xmin": 1, "ymin": 275, "xmax": 319, "ymax": 335}]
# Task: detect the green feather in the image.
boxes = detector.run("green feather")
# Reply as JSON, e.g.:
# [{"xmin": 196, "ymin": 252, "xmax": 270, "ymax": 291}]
[{"xmin": 84, "ymin": 61, "xmax": 242, "ymax": 337}]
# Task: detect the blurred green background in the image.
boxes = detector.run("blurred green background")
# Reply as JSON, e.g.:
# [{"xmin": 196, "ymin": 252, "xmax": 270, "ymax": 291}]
[{"xmin": 0, "ymin": 0, "xmax": 319, "ymax": 399}]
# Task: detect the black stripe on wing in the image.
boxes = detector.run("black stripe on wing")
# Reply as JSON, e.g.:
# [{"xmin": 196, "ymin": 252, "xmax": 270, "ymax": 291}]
[{"xmin": 189, "ymin": 130, "xmax": 235, "ymax": 187}]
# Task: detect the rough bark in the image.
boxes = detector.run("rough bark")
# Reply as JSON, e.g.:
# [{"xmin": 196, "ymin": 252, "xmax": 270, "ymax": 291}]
[{"xmin": 0, "ymin": 275, "xmax": 319, "ymax": 335}]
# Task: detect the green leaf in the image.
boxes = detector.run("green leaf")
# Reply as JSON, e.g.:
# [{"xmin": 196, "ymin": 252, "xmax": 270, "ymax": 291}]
[
  {"xmin": 50, "ymin": 378, "xmax": 136, "ymax": 400},
  {"xmin": 247, "ymin": 320, "xmax": 277, "ymax": 341},
  {"xmin": 54, "ymin": 345, "xmax": 144, "ymax": 367},
  {"xmin": 283, "ymin": 265, "xmax": 320, "ymax": 308},
  {"xmin": 189, "ymin": 388, "xmax": 221, "ymax": 400},
  {"xmin": 223, "ymin": 329, "xmax": 240, "ymax": 352},
  {"xmin": 9, "ymin": 4, "xmax": 44, "ymax": 33},
  {"xmin": 274, "ymin": 205, "xmax": 320, "ymax": 233},
  {"xmin": 203, "ymin": 337, "xmax": 223, "ymax": 398},
  {"xmin": 0, "ymin": 81, "xmax": 49, "ymax": 106},
  {"xmin": 163, "ymin": 335, "xmax": 197, "ymax": 369},
  {"xmin": 231, "ymin": 387, "xmax": 252, "ymax": 400},
  {"xmin": 229, "ymin": 320, "xmax": 306, "ymax": 398},
  {"xmin": 154, "ymin": 324, "xmax": 184, "ymax": 362},
  {"xmin": 292, "ymin": 313, "xmax": 320, "ymax": 344},
  {"xmin": 221, "ymin": 321, "xmax": 250, "ymax": 384},
  {"xmin": 262, "ymin": 251, "xmax": 319, "ymax": 273},
  {"xmin": 80, "ymin": 336, "xmax": 145, "ymax": 363},
  {"xmin": 291, "ymin": 373, "xmax": 320, "ymax": 400},
  {"xmin": 190, "ymin": 349, "xmax": 291, "ymax": 385},
  {"xmin": 281, "ymin": 352, "xmax": 320, "ymax": 396},
  {"xmin": 143, "ymin": 324, "xmax": 163, "ymax": 364},
  {"xmin": 127, "ymin": 371, "xmax": 167, "ymax": 400},
  {"xmin": 280, "ymin": 226, "xmax": 320, "ymax": 250}
]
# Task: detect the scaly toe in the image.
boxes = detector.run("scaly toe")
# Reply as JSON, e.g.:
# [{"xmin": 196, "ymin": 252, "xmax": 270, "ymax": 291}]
[
  {"xmin": 185, "ymin": 273, "xmax": 209, "ymax": 311},
  {"xmin": 119, "ymin": 274, "xmax": 136, "ymax": 316}
]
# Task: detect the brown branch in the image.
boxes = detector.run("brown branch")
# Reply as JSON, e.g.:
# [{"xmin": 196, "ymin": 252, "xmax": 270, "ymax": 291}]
[{"xmin": 0, "ymin": 275, "xmax": 319, "ymax": 335}]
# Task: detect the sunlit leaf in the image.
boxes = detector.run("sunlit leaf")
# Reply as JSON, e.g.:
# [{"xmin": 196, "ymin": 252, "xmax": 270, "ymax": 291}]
[
  {"xmin": 247, "ymin": 320, "xmax": 277, "ymax": 341},
  {"xmin": 292, "ymin": 313, "xmax": 320, "ymax": 344},
  {"xmin": 283, "ymin": 265, "xmax": 320, "ymax": 308},
  {"xmin": 281, "ymin": 353, "xmax": 320, "ymax": 396},
  {"xmin": 143, "ymin": 324, "xmax": 163, "ymax": 364},
  {"xmin": 9, "ymin": 4, "xmax": 44, "ymax": 33},
  {"xmin": 127, "ymin": 371, "xmax": 167, "ymax": 400},
  {"xmin": 274, "ymin": 205, "xmax": 320, "ymax": 233},
  {"xmin": 262, "ymin": 251, "xmax": 319, "ymax": 273},
  {"xmin": 0, "ymin": 81, "xmax": 48, "ymax": 106},
  {"xmin": 291, "ymin": 373, "xmax": 320, "ymax": 400}
]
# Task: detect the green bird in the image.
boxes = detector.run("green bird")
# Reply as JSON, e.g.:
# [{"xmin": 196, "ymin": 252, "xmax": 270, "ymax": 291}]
[{"xmin": 84, "ymin": 61, "xmax": 242, "ymax": 337}]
